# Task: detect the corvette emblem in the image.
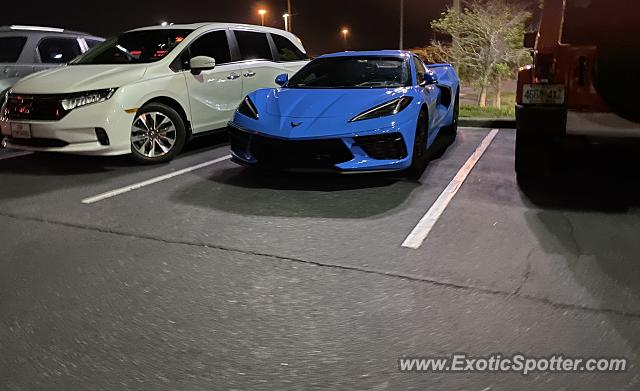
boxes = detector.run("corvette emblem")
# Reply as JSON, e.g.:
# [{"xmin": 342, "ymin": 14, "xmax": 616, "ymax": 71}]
[{"xmin": 290, "ymin": 121, "xmax": 302, "ymax": 128}]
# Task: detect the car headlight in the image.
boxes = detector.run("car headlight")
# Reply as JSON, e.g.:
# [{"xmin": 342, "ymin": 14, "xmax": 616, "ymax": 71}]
[
  {"xmin": 349, "ymin": 96, "xmax": 414, "ymax": 122},
  {"xmin": 237, "ymin": 96, "xmax": 259, "ymax": 120},
  {"xmin": 0, "ymin": 87, "xmax": 10, "ymax": 106},
  {"xmin": 60, "ymin": 88, "xmax": 117, "ymax": 111}
]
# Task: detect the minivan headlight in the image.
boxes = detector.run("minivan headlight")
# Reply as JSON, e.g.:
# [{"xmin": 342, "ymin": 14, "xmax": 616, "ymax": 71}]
[
  {"xmin": 349, "ymin": 96, "xmax": 413, "ymax": 122},
  {"xmin": 61, "ymin": 88, "xmax": 117, "ymax": 111},
  {"xmin": 0, "ymin": 87, "xmax": 10, "ymax": 109}
]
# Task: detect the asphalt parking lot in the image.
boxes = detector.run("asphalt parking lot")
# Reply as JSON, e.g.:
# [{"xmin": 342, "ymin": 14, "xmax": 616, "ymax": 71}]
[{"xmin": 1, "ymin": 127, "xmax": 640, "ymax": 390}]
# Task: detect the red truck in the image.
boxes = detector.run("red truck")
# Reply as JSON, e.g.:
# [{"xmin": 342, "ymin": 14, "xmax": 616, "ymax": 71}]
[{"xmin": 515, "ymin": 0, "xmax": 640, "ymax": 180}]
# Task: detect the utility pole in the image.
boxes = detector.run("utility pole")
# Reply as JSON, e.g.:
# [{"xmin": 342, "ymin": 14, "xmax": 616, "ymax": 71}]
[
  {"xmin": 453, "ymin": 0, "xmax": 461, "ymax": 12},
  {"xmin": 287, "ymin": 0, "xmax": 293, "ymax": 32},
  {"xmin": 399, "ymin": 0, "xmax": 405, "ymax": 49}
]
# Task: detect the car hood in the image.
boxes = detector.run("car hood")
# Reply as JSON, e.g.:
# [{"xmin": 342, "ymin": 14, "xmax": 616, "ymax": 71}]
[
  {"xmin": 11, "ymin": 65, "xmax": 148, "ymax": 94},
  {"xmin": 265, "ymin": 87, "xmax": 410, "ymax": 119}
]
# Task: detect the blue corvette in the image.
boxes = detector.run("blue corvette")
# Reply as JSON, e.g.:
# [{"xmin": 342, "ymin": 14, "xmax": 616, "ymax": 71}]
[{"xmin": 228, "ymin": 50, "xmax": 459, "ymax": 175}]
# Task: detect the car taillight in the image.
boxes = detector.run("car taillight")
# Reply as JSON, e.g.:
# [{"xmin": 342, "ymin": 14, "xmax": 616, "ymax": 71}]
[{"xmin": 533, "ymin": 53, "xmax": 555, "ymax": 84}]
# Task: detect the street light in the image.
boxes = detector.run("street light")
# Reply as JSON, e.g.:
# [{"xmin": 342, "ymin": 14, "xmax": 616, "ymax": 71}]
[
  {"xmin": 399, "ymin": 0, "xmax": 404, "ymax": 49},
  {"xmin": 287, "ymin": 0, "xmax": 293, "ymax": 32},
  {"xmin": 341, "ymin": 28, "xmax": 349, "ymax": 50},
  {"xmin": 283, "ymin": 13, "xmax": 290, "ymax": 32},
  {"xmin": 258, "ymin": 9, "xmax": 267, "ymax": 26}
]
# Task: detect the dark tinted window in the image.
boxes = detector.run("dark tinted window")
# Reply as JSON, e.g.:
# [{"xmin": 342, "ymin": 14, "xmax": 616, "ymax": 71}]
[
  {"xmin": 71, "ymin": 29, "xmax": 192, "ymax": 65},
  {"xmin": 0, "ymin": 37, "xmax": 27, "ymax": 63},
  {"xmin": 189, "ymin": 30, "xmax": 231, "ymax": 64},
  {"xmin": 85, "ymin": 39, "xmax": 103, "ymax": 49},
  {"xmin": 38, "ymin": 38, "xmax": 82, "ymax": 63},
  {"xmin": 234, "ymin": 31, "xmax": 273, "ymax": 61},
  {"xmin": 413, "ymin": 56, "xmax": 427, "ymax": 84},
  {"xmin": 271, "ymin": 34, "xmax": 307, "ymax": 62},
  {"xmin": 562, "ymin": 0, "xmax": 640, "ymax": 44},
  {"xmin": 288, "ymin": 56, "xmax": 411, "ymax": 89}
]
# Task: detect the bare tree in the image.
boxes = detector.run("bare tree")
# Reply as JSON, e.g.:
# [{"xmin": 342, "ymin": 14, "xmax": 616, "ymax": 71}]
[{"xmin": 431, "ymin": 0, "xmax": 531, "ymax": 107}]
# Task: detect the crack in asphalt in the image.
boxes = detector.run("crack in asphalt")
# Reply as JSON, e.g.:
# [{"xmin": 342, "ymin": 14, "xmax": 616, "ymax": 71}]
[
  {"xmin": 512, "ymin": 247, "xmax": 534, "ymax": 296},
  {"xmin": 2, "ymin": 211, "xmax": 640, "ymax": 321},
  {"xmin": 561, "ymin": 212, "xmax": 584, "ymax": 257}
]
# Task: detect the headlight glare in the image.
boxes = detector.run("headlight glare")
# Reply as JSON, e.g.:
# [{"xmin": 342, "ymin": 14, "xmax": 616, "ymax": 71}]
[
  {"xmin": 61, "ymin": 88, "xmax": 117, "ymax": 111},
  {"xmin": 349, "ymin": 96, "xmax": 414, "ymax": 122}
]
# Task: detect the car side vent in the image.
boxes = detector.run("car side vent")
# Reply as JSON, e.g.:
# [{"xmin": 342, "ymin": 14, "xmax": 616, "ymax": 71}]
[{"xmin": 438, "ymin": 86, "xmax": 452, "ymax": 107}]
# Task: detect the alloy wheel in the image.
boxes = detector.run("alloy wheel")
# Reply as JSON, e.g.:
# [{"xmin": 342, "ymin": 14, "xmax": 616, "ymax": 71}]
[{"xmin": 131, "ymin": 112, "xmax": 177, "ymax": 158}]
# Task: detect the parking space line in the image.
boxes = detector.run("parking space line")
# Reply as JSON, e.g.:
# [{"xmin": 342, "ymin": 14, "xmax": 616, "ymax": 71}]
[
  {"xmin": 401, "ymin": 129, "xmax": 499, "ymax": 250},
  {"xmin": 0, "ymin": 151, "xmax": 32, "ymax": 161},
  {"xmin": 82, "ymin": 155, "xmax": 232, "ymax": 204}
]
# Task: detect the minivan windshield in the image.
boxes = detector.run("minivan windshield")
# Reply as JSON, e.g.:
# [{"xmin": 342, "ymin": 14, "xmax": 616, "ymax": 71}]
[
  {"xmin": 562, "ymin": 0, "xmax": 640, "ymax": 45},
  {"xmin": 287, "ymin": 56, "xmax": 411, "ymax": 89},
  {"xmin": 70, "ymin": 29, "xmax": 193, "ymax": 65}
]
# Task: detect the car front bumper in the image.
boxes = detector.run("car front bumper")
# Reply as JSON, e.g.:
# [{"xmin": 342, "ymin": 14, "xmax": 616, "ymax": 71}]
[
  {"xmin": 0, "ymin": 98, "xmax": 135, "ymax": 156},
  {"xmin": 227, "ymin": 120, "xmax": 415, "ymax": 173}
]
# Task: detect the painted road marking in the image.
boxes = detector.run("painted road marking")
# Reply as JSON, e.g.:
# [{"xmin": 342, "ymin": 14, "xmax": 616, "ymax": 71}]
[
  {"xmin": 0, "ymin": 151, "xmax": 32, "ymax": 161},
  {"xmin": 82, "ymin": 155, "xmax": 232, "ymax": 204},
  {"xmin": 401, "ymin": 129, "xmax": 500, "ymax": 249}
]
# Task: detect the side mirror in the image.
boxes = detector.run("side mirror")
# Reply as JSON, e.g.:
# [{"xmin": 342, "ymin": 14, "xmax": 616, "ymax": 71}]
[
  {"xmin": 524, "ymin": 32, "xmax": 537, "ymax": 50},
  {"xmin": 275, "ymin": 73, "xmax": 289, "ymax": 86},
  {"xmin": 420, "ymin": 70, "xmax": 438, "ymax": 86},
  {"xmin": 189, "ymin": 56, "xmax": 216, "ymax": 74}
]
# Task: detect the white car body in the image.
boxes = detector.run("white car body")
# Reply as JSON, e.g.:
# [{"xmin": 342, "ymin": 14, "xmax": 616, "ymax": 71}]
[{"xmin": 0, "ymin": 23, "xmax": 309, "ymax": 156}]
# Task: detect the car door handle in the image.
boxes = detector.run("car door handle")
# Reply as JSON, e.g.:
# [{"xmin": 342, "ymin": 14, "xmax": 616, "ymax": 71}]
[
  {"xmin": 243, "ymin": 71, "xmax": 256, "ymax": 78},
  {"xmin": 227, "ymin": 72, "xmax": 240, "ymax": 80}
]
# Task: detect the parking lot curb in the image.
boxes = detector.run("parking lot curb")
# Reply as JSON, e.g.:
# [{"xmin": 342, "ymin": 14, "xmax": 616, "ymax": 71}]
[{"xmin": 460, "ymin": 118, "xmax": 516, "ymax": 129}]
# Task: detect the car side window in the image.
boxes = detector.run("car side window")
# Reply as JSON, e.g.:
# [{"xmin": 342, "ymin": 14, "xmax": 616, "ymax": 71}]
[
  {"xmin": 85, "ymin": 39, "xmax": 103, "ymax": 49},
  {"xmin": 271, "ymin": 34, "xmax": 307, "ymax": 62},
  {"xmin": 188, "ymin": 30, "xmax": 231, "ymax": 64},
  {"xmin": 234, "ymin": 31, "xmax": 273, "ymax": 61},
  {"xmin": 37, "ymin": 37, "xmax": 82, "ymax": 63},
  {"xmin": 413, "ymin": 56, "xmax": 427, "ymax": 85},
  {"xmin": 0, "ymin": 36, "xmax": 28, "ymax": 63}
]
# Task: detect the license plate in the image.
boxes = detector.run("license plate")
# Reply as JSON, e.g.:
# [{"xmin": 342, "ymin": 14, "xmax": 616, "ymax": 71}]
[
  {"xmin": 10, "ymin": 123, "xmax": 31, "ymax": 139},
  {"xmin": 523, "ymin": 84, "xmax": 565, "ymax": 105}
]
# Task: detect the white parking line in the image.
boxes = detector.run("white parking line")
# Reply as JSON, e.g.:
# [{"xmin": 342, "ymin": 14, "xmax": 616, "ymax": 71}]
[
  {"xmin": 82, "ymin": 155, "xmax": 232, "ymax": 204},
  {"xmin": 401, "ymin": 129, "xmax": 499, "ymax": 250},
  {"xmin": 0, "ymin": 151, "xmax": 32, "ymax": 161}
]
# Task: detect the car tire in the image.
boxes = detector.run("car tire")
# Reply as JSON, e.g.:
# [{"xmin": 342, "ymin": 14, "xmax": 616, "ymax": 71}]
[
  {"xmin": 130, "ymin": 103, "xmax": 187, "ymax": 164},
  {"xmin": 440, "ymin": 89, "xmax": 459, "ymax": 139},
  {"xmin": 405, "ymin": 109, "xmax": 429, "ymax": 179}
]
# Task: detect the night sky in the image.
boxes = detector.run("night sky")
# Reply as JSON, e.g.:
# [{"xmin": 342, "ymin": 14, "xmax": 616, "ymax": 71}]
[{"xmin": 2, "ymin": 0, "xmax": 460, "ymax": 56}]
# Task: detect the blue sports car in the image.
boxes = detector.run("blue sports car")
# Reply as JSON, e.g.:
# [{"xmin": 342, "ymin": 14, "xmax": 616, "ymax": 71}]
[{"xmin": 228, "ymin": 50, "xmax": 459, "ymax": 174}]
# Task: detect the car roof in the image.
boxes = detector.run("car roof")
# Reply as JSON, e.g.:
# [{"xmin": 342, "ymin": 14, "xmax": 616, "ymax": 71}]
[
  {"xmin": 0, "ymin": 25, "xmax": 94, "ymax": 36},
  {"xmin": 130, "ymin": 22, "xmax": 299, "ymax": 39},
  {"xmin": 317, "ymin": 50, "xmax": 413, "ymax": 59}
]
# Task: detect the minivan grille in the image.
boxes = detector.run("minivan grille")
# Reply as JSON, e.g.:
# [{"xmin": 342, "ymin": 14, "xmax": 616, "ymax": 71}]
[{"xmin": 3, "ymin": 94, "xmax": 68, "ymax": 121}]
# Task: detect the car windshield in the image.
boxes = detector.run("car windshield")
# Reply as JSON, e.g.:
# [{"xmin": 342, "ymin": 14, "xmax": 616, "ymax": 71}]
[
  {"xmin": 286, "ymin": 56, "xmax": 411, "ymax": 89},
  {"xmin": 562, "ymin": 0, "xmax": 640, "ymax": 45},
  {"xmin": 70, "ymin": 29, "xmax": 193, "ymax": 65}
]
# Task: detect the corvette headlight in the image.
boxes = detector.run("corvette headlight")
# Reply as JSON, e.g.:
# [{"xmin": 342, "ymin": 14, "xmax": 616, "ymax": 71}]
[
  {"xmin": 349, "ymin": 96, "xmax": 413, "ymax": 122},
  {"xmin": 61, "ymin": 88, "xmax": 117, "ymax": 111},
  {"xmin": 237, "ymin": 96, "xmax": 259, "ymax": 120}
]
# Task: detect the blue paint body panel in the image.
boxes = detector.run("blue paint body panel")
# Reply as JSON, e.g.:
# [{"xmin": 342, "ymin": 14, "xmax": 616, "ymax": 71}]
[{"xmin": 229, "ymin": 50, "xmax": 459, "ymax": 172}]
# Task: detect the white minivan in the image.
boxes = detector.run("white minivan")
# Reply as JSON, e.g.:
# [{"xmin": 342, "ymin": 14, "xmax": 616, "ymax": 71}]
[{"xmin": 0, "ymin": 23, "xmax": 309, "ymax": 163}]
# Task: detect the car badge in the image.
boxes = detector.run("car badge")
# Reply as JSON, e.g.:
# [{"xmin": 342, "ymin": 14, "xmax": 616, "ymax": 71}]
[{"xmin": 290, "ymin": 121, "xmax": 302, "ymax": 128}]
